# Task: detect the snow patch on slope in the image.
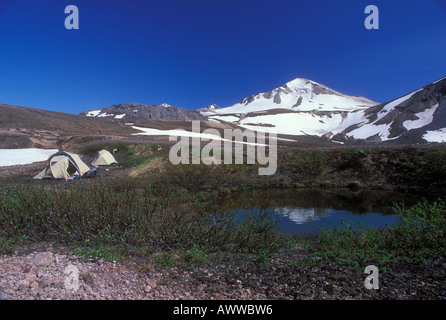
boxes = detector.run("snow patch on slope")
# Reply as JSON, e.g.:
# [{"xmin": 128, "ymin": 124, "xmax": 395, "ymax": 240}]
[
  {"xmin": 0, "ymin": 148, "xmax": 59, "ymax": 167},
  {"xmin": 132, "ymin": 126, "xmax": 296, "ymax": 145},
  {"xmin": 86, "ymin": 110, "xmax": 102, "ymax": 117},
  {"xmin": 348, "ymin": 123, "xmax": 394, "ymax": 141},
  {"xmin": 423, "ymin": 128, "xmax": 446, "ymax": 143},
  {"xmin": 131, "ymin": 126, "xmax": 267, "ymax": 147},
  {"xmin": 239, "ymin": 111, "xmax": 367, "ymax": 136},
  {"xmin": 376, "ymin": 89, "xmax": 423, "ymax": 122},
  {"xmin": 97, "ymin": 112, "xmax": 113, "ymax": 118},
  {"xmin": 210, "ymin": 115, "xmax": 240, "ymax": 123},
  {"xmin": 433, "ymin": 77, "xmax": 446, "ymax": 84},
  {"xmin": 403, "ymin": 104, "xmax": 439, "ymax": 130}
]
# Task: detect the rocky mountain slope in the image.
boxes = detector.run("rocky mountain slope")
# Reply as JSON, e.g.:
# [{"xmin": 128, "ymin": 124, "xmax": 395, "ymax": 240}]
[
  {"xmin": 82, "ymin": 102, "xmax": 206, "ymax": 121},
  {"xmin": 339, "ymin": 76, "xmax": 446, "ymax": 143}
]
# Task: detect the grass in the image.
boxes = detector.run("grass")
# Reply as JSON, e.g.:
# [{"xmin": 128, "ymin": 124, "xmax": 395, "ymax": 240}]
[
  {"xmin": 314, "ymin": 198, "xmax": 446, "ymax": 269},
  {"xmin": 71, "ymin": 243, "xmax": 124, "ymax": 262},
  {"xmin": 293, "ymin": 150, "xmax": 330, "ymax": 178},
  {"xmin": 415, "ymin": 147, "xmax": 446, "ymax": 183},
  {"xmin": 155, "ymin": 162, "xmax": 233, "ymax": 191},
  {"xmin": 80, "ymin": 142, "xmax": 163, "ymax": 169},
  {"xmin": 81, "ymin": 142, "xmax": 128, "ymax": 154},
  {"xmin": 153, "ymin": 252, "xmax": 177, "ymax": 268},
  {"xmin": 120, "ymin": 144, "xmax": 161, "ymax": 168},
  {"xmin": 181, "ymin": 244, "xmax": 210, "ymax": 265}
]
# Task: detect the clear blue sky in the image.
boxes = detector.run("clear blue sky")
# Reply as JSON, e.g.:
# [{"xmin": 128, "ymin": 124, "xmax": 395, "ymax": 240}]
[{"xmin": 0, "ymin": 0, "xmax": 445, "ymax": 114}]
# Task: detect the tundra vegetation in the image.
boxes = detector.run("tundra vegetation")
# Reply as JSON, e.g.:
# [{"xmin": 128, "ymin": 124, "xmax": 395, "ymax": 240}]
[{"xmin": 0, "ymin": 143, "xmax": 445, "ymax": 273}]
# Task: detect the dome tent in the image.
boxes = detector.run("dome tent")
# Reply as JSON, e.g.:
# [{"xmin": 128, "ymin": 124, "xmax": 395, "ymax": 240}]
[
  {"xmin": 33, "ymin": 151, "xmax": 90, "ymax": 180},
  {"xmin": 91, "ymin": 149, "xmax": 117, "ymax": 166}
]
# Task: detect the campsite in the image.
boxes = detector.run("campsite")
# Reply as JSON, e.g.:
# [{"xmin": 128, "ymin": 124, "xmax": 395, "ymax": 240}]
[{"xmin": 32, "ymin": 149, "xmax": 116, "ymax": 180}]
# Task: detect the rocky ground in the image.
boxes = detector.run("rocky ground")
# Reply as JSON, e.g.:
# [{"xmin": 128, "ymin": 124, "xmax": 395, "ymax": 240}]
[{"xmin": 1, "ymin": 243, "xmax": 445, "ymax": 300}]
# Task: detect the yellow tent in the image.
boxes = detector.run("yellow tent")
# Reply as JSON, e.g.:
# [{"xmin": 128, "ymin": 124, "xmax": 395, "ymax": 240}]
[
  {"xmin": 91, "ymin": 149, "xmax": 117, "ymax": 166},
  {"xmin": 33, "ymin": 151, "xmax": 90, "ymax": 180}
]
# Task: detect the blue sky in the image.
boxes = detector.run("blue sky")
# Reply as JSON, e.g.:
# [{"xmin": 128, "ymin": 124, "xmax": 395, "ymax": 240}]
[{"xmin": 0, "ymin": 0, "xmax": 445, "ymax": 114}]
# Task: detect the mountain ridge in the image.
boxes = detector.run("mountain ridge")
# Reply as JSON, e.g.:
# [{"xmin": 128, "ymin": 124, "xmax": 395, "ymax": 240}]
[
  {"xmin": 203, "ymin": 77, "xmax": 446, "ymax": 144},
  {"xmin": 81, "ymin": 102, "xmax": 206, "ymax": 121},
  {"xmin": 206, "ymin": 78, "xmax": 378, "ymax": 117}
]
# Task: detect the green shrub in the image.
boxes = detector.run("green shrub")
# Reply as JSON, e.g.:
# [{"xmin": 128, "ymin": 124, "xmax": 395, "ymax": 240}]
[
  {"xmin": 314, "ymin": 198, "xmax": 446, "ymax": 268},
  {"xmin": 154, "ymin": 163, "xmax": 231, "ymax": 191},
  {"xmin": 294, "ymin": 150, "xmax": 330, "ymax": 177},
  {"xmin": 81, "ymin": 142, "xmax": 128, "ymax": 154},
  {"xmin": 415, "ymin": 148, "xmax": 446, "ymax": 183},
  {"xmin": 182, "ymin": 244, "xmax": 210, "ymax": 265},
  {"xmin": 154, "ymin": 252, "xmax": 176, "ymax": 267}
]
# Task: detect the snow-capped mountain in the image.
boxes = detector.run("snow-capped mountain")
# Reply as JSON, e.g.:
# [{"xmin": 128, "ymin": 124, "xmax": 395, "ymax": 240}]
[
  {"xmin": 202, "ymin": 78, "xmax": 379, "ymax": 136},
  {"xmin": 208, "ymin": 78, "xmax": 378, "ymax": 116},
  {"xmin": 82, "ymin": 102, "xmax": 206, "ymax": 121},
  {"xmin": 202, "ymin": 77, "xmax": 446, "ymax": 144},
  {"xmin": 197, "ymin": 104, "xmax": 220, "ymax": 116},
  {"xmin": 207, "ymin": 104, "xmax": 220, "ymax": 110}
]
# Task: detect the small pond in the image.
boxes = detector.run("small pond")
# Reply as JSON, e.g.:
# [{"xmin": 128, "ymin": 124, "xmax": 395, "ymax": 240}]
[{"xmin": 219, "ymin": 188, "xmax": 428, "ymax": 236}]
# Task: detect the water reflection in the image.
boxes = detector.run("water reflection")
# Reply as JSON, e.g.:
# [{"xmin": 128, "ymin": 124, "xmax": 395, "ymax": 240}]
[
  {"xmin": 219, "ymin": 188, "xmax": 427, "ymax": 236},
  {"xmin": 273, "ymin": 207, "xmax": 333, "ymax": 224}
]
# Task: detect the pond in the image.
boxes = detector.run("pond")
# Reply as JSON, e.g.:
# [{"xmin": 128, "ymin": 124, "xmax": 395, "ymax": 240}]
[{"xmin": 219, "ymin": 188, "xmax": 428, "ymax": 236}]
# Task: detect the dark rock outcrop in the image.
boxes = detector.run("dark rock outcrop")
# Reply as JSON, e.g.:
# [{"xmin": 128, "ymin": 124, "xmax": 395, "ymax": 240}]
[{"xmin": 82, "ymin": 102, "xmax": 207, "ymax": 121}]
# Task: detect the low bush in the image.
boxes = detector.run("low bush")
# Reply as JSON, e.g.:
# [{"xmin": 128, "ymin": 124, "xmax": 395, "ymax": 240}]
[
  {"xmin": 314, "ymin": 198, "xmax": 446, "ymax": 268},
  {"xmin": 81, "ymin": 142, "xmax": 128, "ymax": 154},
  {"xmin": 0, "ymin": 178, "xmax": 283, "ymax": 264},
  {"xmin": 292, "ymin": 150, "xmax": 330, "ymax": 178}
]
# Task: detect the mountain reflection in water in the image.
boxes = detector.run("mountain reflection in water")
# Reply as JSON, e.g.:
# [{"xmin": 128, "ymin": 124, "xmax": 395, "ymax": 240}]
[
  {"xmin": 219, "ymin": 188, "xmax": 427, "ymax": 236},
  {"xmin": 273, "ymin": 207, "xmax": 332, "ymax": 225}
]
